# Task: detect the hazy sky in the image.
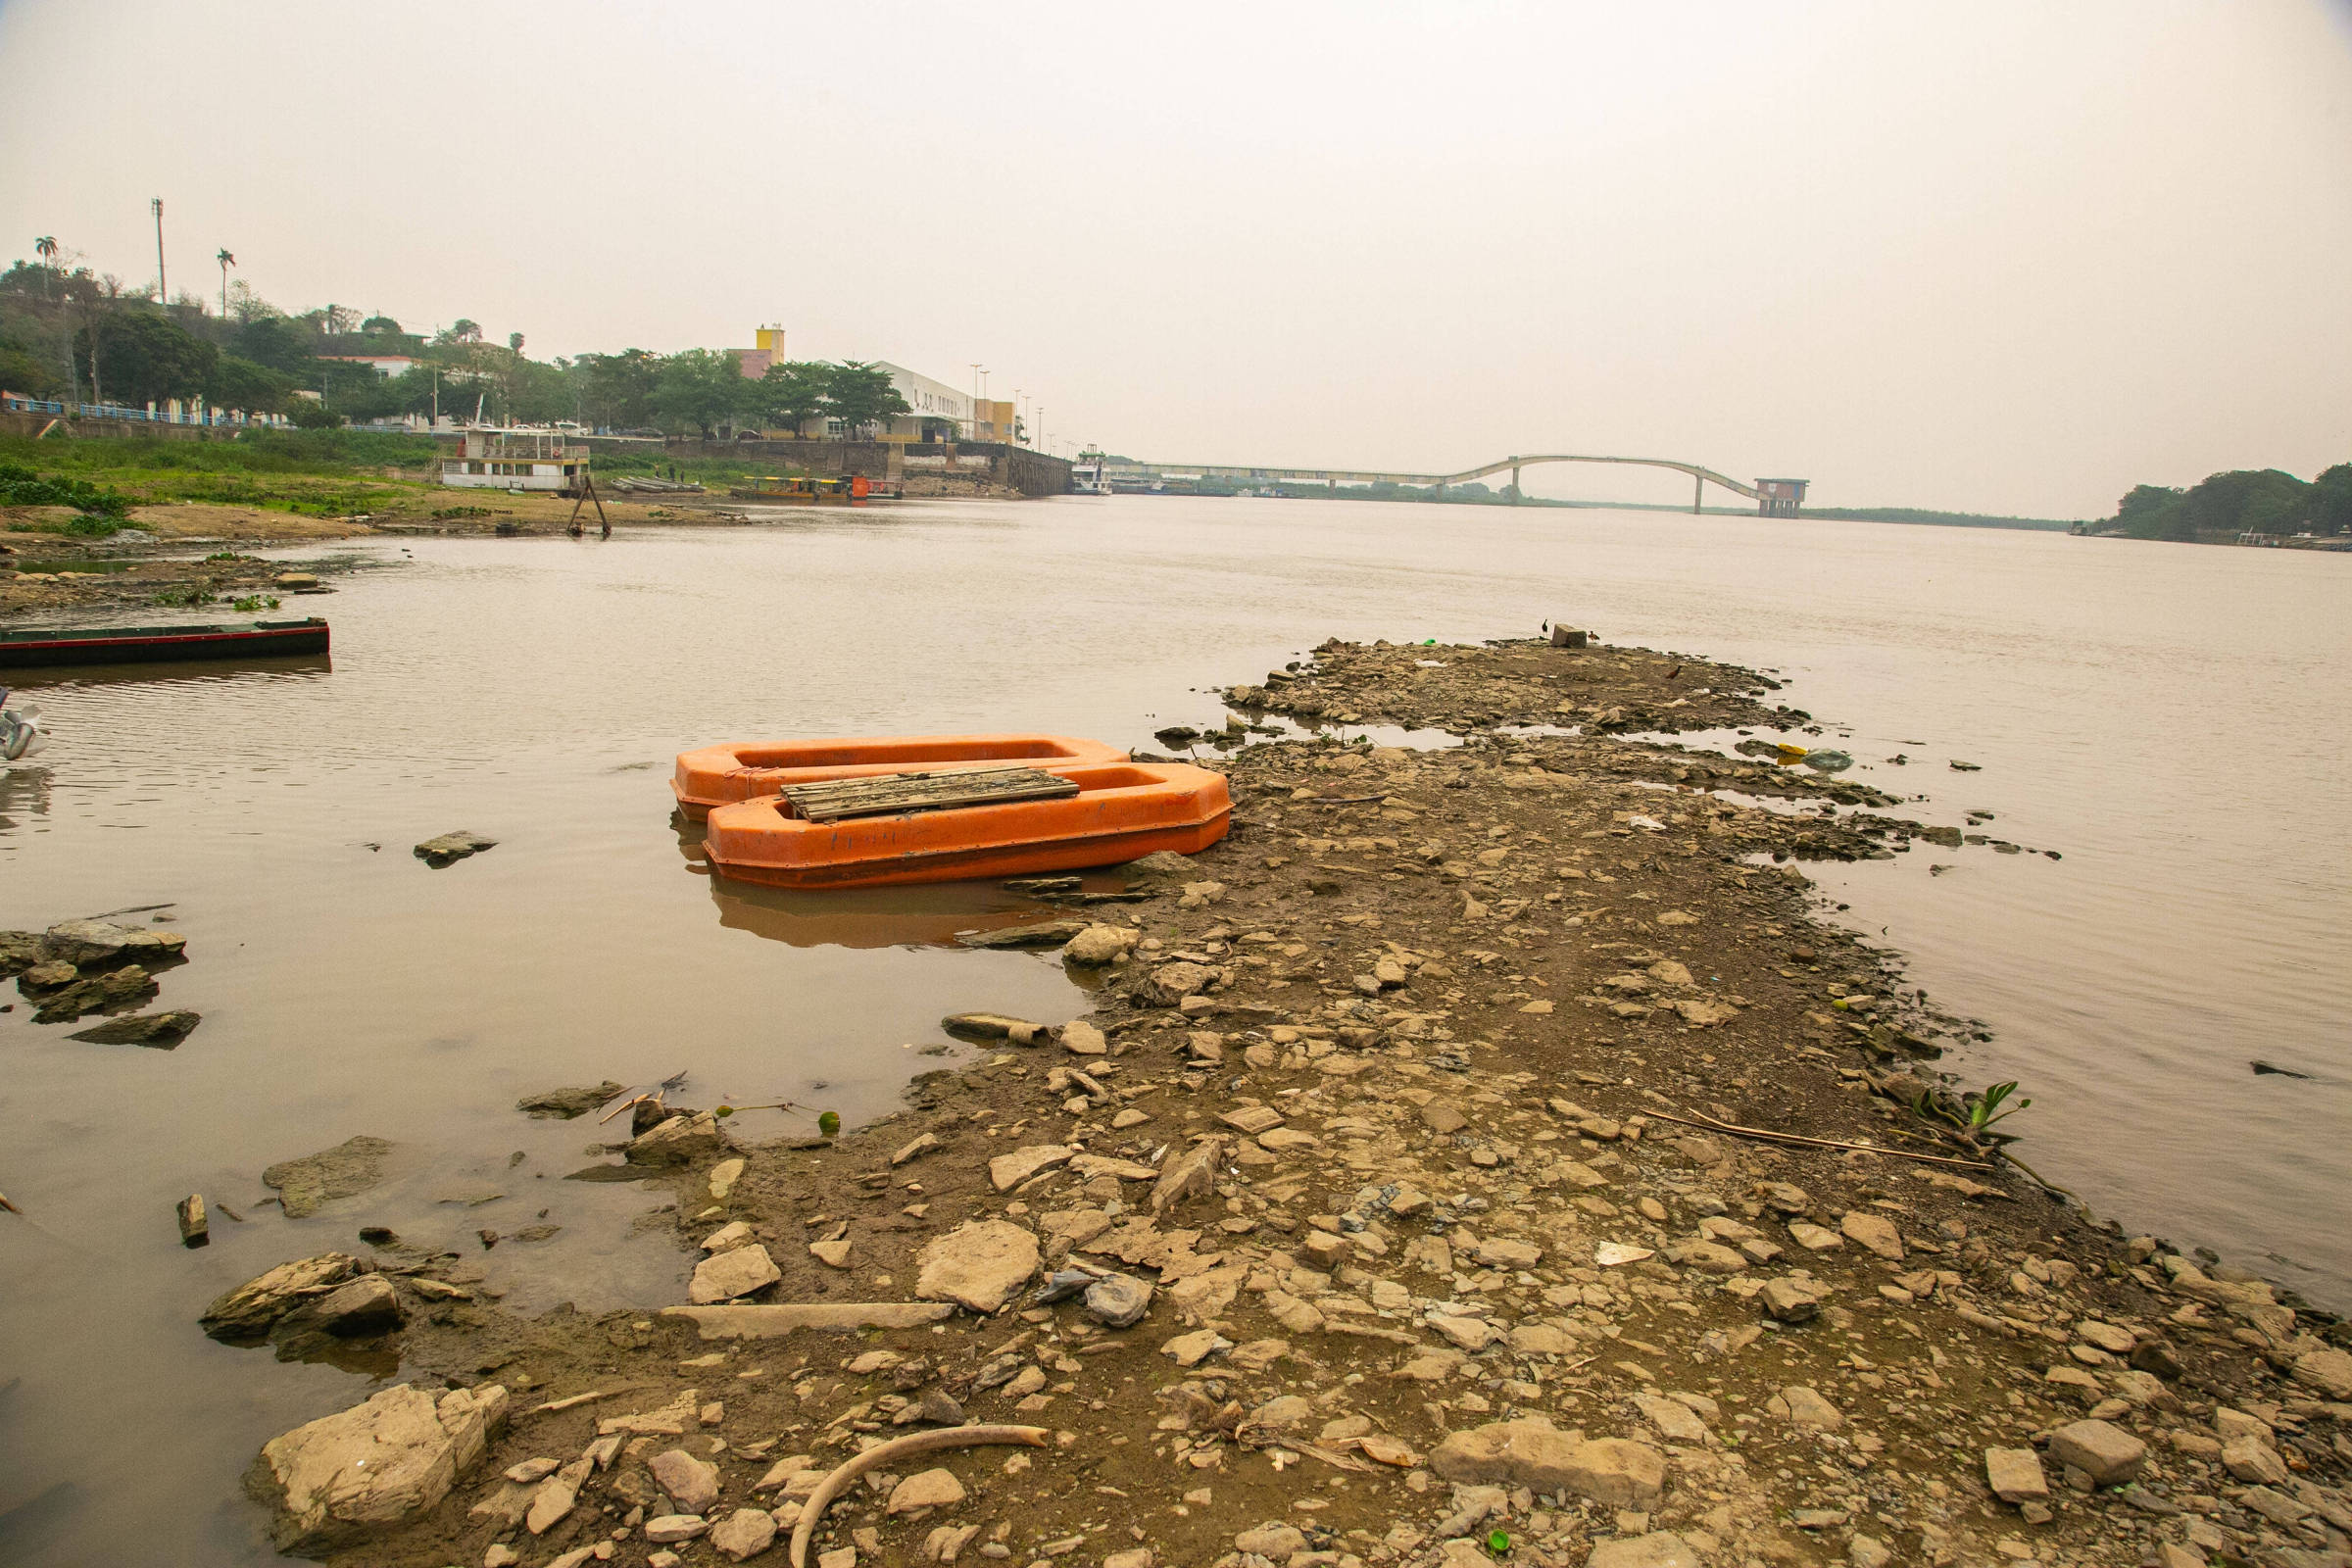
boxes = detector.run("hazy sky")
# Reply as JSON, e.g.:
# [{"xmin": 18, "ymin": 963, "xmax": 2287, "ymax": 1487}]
[{"xmin": 3, "ymin": 1, "xmax": 2348, "ymax": 515}]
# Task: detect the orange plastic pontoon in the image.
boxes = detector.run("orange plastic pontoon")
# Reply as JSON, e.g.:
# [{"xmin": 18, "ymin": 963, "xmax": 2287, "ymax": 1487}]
[
  {"xmin": 672, "ymin": 733, "xmax": 1129, "ymax": 818},
  {"xmin": 703, "ymin": 761, "xmax": 1231, "ymax": 889}
]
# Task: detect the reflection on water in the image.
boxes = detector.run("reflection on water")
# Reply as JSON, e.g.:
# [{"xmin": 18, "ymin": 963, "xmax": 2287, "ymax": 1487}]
[
  {"xmin": 1, "ymin": 654, "xmax": 333, "ymax": 688},
  {"xmin": 0, "ymin": 500, "xmax": 2345, "ymax": 1566}
]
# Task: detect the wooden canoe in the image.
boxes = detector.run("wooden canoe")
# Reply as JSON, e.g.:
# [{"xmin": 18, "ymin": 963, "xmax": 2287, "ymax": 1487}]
[
  {"xmin": 0, "ymin": 618, "xmax": 329, "ymax": 668},
  {"xmin": 703, "ymin": 761, "xmax": 1230, "ymax": 888},
  {"xmin": 672, "ymin": 733, "xmax": 1128, "ymax": 818}
]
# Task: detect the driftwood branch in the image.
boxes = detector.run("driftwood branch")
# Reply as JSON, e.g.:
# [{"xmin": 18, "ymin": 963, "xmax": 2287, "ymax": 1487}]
[{"xmin": 1646, "ymin": 1108, "xmax": 1996, "ymax": 1170}]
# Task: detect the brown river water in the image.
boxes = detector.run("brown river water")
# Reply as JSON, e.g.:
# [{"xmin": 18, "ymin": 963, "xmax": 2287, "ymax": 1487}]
[{"xmin": 1, "ymin": 497, "xmax": 2345, "ymax": 1564}]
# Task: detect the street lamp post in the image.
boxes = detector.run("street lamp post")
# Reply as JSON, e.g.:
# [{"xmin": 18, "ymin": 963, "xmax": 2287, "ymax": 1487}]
[{"xmin": 151, "ymin": 197, "xmax": 167, "ymax": 304}]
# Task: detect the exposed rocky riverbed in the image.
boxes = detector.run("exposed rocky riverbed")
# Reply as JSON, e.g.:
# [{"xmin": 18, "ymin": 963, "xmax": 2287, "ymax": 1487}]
[{"xmin": 177, "ymin": 634, "xmax": 2349, "ymax": 1568}]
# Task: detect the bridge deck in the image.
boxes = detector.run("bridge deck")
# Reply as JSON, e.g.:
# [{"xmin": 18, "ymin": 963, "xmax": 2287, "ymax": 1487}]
[{"xmin": 1098, "ymin": 452, "xmax": 1767, "ymax": 501}]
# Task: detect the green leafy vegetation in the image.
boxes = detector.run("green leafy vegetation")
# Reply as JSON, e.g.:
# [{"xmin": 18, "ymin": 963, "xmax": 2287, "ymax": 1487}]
[
  {"xmin": 1915, "ymin": 1080, "xmax": 2032, "ymax": 1147},
  {"xmin": 0, "ymin": 459, "xmax": 131, "ymax": 518},
  {"xmin": 2101, "ymin": 464, "xmax": 2352, "ymax": 542},
  {"xmin": 228, "ymin": 594, "xmax": 281, "ymax": 612}
]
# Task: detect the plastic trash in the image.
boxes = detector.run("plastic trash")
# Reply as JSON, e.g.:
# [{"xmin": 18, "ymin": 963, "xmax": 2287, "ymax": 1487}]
[
  {"xmin": 1799, "ymin": 749, "xmax": 1854, "ymax": 773},
  {"xmin": 0, "ymin": 689, "xmax": 46, "ymax": 763}
]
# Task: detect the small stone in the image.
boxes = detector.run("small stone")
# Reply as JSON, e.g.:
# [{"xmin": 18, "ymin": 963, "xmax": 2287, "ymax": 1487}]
[
  {"xmin": 892, "ymin": 1133, "xmax": 942, "ymax": 1165},
  {"xmin": 1059, "ymin": 1020, "xmax": 1108, "ymax": 1056},
  {"xmin": 2045, "ymin": 1419, "xmax": 2147, "ymax": 1486},
  {"xmin": 708, "ymin": 1157, "xmax": 747, "ymax": 1200},
  {"xmin": 1775, "ymin": 1386, "xmax": 1843, "ymax": 1431},
  {"xmin": 809, "ymin": 1238, "xmax": 854, "ymax": 1269},
  {"xmin": 915, "ymin": 1220, "xmax": 1040, "ymax": 1313},
  {"xmin": 988, "ymin": 1145, "xmax": 1073, "ymax": 1192},
  {"xmin": 2221, "ymin": 1434, "xmax": 2288, "ymax": 1486},
  {"xmin": 710, "ymin": 1506, "xmax": 779, "ymax": 1561},
  {"xmin": 886, "ymin": 1468, "xmax": 966, "ymax": 1514},
  {"xmin": 1082, "ymin": 1274, "xmax": 1152, "ymax": 1329},
  {"xmin": 1788, "ymin": 1221, "xmax": 1843, "ymax": 1251},
  {"xmin": 1586, "ymin": 1535, "xmax": 1699, "ymax": 1568},
  {"xmin": 1838, "ymin": 1210, "xmax": 1905, "ymax": 1261},
  {"xmin": 650, "ymin": 1447, "xmax": 721, "ymax": 1513},
  {"xmin": 691, "ymin": 1245, "xmax": 780, "ymax": 1304},
  {"xmin": 1984, "ymin": 1446, "xmax": 2047, "ymax": 1503},
  {"xmin": 1759, "ymin": 1278, "xmax": 1821, "ymax": 1323},
  {"xmin": 1062, "ymin": 927, "xmax": 1132, "ymax": 965},
  {"xmin": 645, "ymin": 1515, "xmax": 710, "ymax": 1544},
  {"xmin": 414, "ymin": 829, "xmax": 497, "ymax": 865},
  {"xmin": 1160, "ymin": 1329, "xmax": 1232, "ymax": 1367}
]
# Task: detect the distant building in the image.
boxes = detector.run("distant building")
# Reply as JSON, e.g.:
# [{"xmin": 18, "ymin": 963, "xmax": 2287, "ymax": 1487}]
[
  {"xmin": 1754, "ymin": 477, "xmax": 1808, "ymax": 516},
  {"xmin": 438, "ymin": 428, "xmax": 589, "ymax": 493},
  {"xmin": 317, "ymin": 350, "xmax": 419, "ymax": 377},
  {"xmin": 730, "ymin": 324, "xmax": 787, "ymax": 380}
]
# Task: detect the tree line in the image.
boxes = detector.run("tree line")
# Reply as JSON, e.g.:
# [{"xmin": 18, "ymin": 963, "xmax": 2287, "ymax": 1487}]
[
  {"xmin": 0, "ymin": 251, "xmax": 914, "ymax": 439},
  {"xmin": 2104, "ymin": 465, "xmax": 2352, "ymax": 542}
]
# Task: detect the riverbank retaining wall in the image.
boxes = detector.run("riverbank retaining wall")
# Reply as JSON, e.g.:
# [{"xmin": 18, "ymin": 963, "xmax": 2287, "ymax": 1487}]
[
  {"xmin": 649, "ymin": 436, "xmax": 1072, "ymax": 498},
  {"xmin": 0, "ymin": 411, "xmax": 237, "ymax": 444}
]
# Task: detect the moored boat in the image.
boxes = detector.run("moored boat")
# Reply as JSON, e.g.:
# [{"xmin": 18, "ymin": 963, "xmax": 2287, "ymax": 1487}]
[
  {"xmin": 727, "ymin": 475, "xmax": 900, "ymax": 505},
  {"xmin": 672, "ymin": 733, "xmax": 1128, "ymax": 817},
  {"xmin": 0, "ymin": 617, "xmax": 330, "ymax": 669},
  {"xmin": 703, "ymin": 760, "xmax": 1230, "ymax": 888}
]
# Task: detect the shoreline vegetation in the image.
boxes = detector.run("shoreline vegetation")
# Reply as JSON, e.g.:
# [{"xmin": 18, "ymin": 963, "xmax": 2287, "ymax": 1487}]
[{"xmin": 130, "ymin": 633, "xmax": 2347, "ymax": 1568}]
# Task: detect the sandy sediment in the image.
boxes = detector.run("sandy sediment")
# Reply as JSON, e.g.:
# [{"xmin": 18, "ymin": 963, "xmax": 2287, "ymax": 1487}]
[{"xmin": 196, "ymin": 634, "xmax": 2347, "ymax": 1568}]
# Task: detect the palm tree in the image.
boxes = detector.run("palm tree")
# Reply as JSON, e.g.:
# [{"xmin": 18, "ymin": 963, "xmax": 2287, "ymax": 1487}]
[
  {"xmin": 33, "ymin": 235, "xmax": 57, "ymax": 299},
  {"xmin": 217, "ymin": 248, "xmax": 235, "ymax": 318}
]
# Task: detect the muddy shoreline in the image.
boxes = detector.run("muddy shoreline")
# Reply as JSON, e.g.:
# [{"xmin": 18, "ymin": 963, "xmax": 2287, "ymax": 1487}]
[{"xmin": 154, "ymin": 633, "xmax": 2352, "ymax": 1566}]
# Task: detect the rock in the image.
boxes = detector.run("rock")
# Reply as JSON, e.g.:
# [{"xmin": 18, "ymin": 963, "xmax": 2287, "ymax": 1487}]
[
  {"xmin": 41, "ymin": 918, "xmax": 135, "ymax": 964},
  {"xmin": 1250, "ymin": 1396, "xmax": 1313, "ymax": 1432},
  {"xmin": 808, "ymin": 1238, "xmax": 854, "ymax": 1269},
  {"xmin": 942, "ymin": 1012, "xmax": 1045, "ymax": 1041},
  {"xmin": 1160, "ymin": 1329, "xmax": 1232, "ymax": 1367},
  {"xmin": 1474, "ymin": 1237, "xmax": 1542, "ymax": 1269},
  {"xmin": 1586, "ymin": 1534, "xmax": 1698, "ymax": 1568},
  {"xmin": 202, "ymin": 1252, "xmax": 363, "ymax": 1339},
  {"xmin": 2045, "ymin": 1419, "xmax": 2147, "ymax": 1486},
  {"xmin": 1838, "ymin": 1210, "xmax": 1905, "ymax": 1261},
  {"xmin": 1787, "ymin": 1221, "xmax": 1842, "ymax": 1251},
  {"xmin": 651, "ymin": 1447, "xmax": 722, "ymax": 1513},
  {"xmin": 1429, "ymin": 1314, "xmax": 1503, "ymax": 1352},
  {"xmin": 69, "ymin": 1008, "xmax": 201, "ymax": 1046},
  {"xmin": 645, "ymin": 1515, "xmax": 711, "ymax": 1544},
  {"xmin": 1593, "ymin": 1243, "xmax": 1654, "ymax": 1268},
  {"xmin": 691, "ymin": 1244, "xmax": 781, "ymax": 1303},
  {"xmin": 1083, "ymin": 1274, "xmax": 1153, "ymax": 1328},
  {"xmin": 515, "ymin": 1082, "xmax": 624, "ymax": 1119},
  {"xmin": 886, "ymin": 1468, "xmax": 966, "ymax": 1514},
  {"xmin": 1234, "ymin": 1525, "xmax": 1307, "ymax": 1558},
  {"xmin": 2291, "ymin": 1346, "xmax": 2352, "ymax": 1400},
  {"xmin": 1102, "ymin": 1551, "xmax": 1152, "ymax": 1568},
  {"xmin": 1061, "ymin": 926, "xmax": 1133, "ymax": 965},
  {"xmin": 1633, "ymin": 1394, "xmax": 1707, "ymax": 1444},
  {"xmin": 1775, "ymin": 1386, "xmax": 1843, "ymax": 1431},
  {"xmin": 892, "ymin": 1132, "xmax": 942, "ymax": 1165},
  {"xmin": 252, "ymin": 1381, "xmax": 508, "ymax": 1553},
  {"xmin": 1145, "ymin": 960, "xmax": 1215, "ymax": 1004},
  {"xmin": 916, "ymin": 1220, "xmax": 1040, "ymax": 1313},
  {"xmin": 1428, "ymin": 1421, "xmax": 1665, "ymax": 1508},
  {"xmin": 1663, "ymin": 1241, "xmax": 1746, "ymax": 1275},
  {"xmin": 525, "ymin": 1458, "xmax": 590, "ymax": 1535},
  {"xmin": 1984, "ymin": 1446, "xmax": 2047, "ymax": 1503},
  {"xmin": 629, "ymin": 1111, "xmax": 727, "ymax": 1165},
  {"xmin": 414, "ymin": 829, "xmax": 498, "ymax": 866},
  {"xmin": 956, "ymin": 919, "xmax": 1089, "ymax": 949},
  {"xmin": 1846, "ymin": 1537, "xmax": 1891, "ymax": 1568},
  {"xmin": 710, "ymin": 1506, "xmax": 778, "ymax": 1561},
  {"xmin": 263, "ymin": 1135, "xmax": 394, "ymax": 1218},
  {"xmin": 18, "ymin": 958, "xmax": 77, "ymax": 989},
  {"xmin": 2221, "ymin": 1434, "xmax": 2289, "ymax": 1486},
  {"xmin": 0, "ymin": 929, "xmax": 51, "ymax": 974},
  {"xmin": 703, "ymin": 1220, "xmax": 755, "ymax": 1253},
  {"xmin": 989, "ymin": 1145, "xmax": 1074, "ymax": 1191},
  {"xmin": 709, "ymin": 1157, "xmax": 747, "ymax": 1200},
  {"xmin": 1058, "ymin": 1019, "xmax": 1108, "ymax": 1056},
  {"xmin": 274, "ymin": 1273, "xmax": 405, "ymax": 1340},
  {"xmin": 1150, "ymin": 1137, "xmax": 1226, "ymax": 1214},
  {"xmin": 1759, "ymin": 1278, "xmax": 1822, "ymax": 1323}
]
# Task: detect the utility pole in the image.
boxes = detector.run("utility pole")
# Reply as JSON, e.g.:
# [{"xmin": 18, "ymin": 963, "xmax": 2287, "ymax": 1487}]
[
  {"xmin": 151, "ymin": 198, "xmax": 167, "ymax": 304},
  {"xmin": 968, "ymin": 364, "xmax": 981, "ymax": 438}
]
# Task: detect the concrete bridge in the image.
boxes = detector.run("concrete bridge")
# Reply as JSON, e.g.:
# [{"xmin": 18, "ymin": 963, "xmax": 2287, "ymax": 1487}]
[{"xmin": 1099, "ymin": 452, "xmax": 1809, "ymax": 514}]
